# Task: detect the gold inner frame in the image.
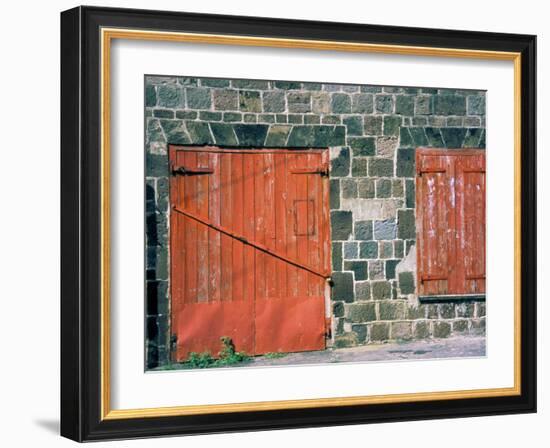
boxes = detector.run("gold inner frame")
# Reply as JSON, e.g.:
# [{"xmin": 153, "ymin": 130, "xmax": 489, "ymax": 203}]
[{"xmin": 100, "ymin": 27, "xmax": 522, "ymax": 420}]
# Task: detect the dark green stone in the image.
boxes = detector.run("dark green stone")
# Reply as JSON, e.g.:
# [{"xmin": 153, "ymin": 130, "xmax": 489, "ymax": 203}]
[
  {"xmin": 425, "ymin": 127, "xmax": 445, "ymax": 146},
  {"xmin": 371, "ymin": 281, "xmax": 392, "ymax": 300},
  {"xmin": 399, "ymin": 271, "xmax": 415, "ymax": 295},
  {"xmin": 394, "ymin": 240, "xmax": 404, "ymax": 258},
  {"xmin": 385, "ymin": 260, "xmax": 399, "ymax": 280},
  {"xmin": 146, "ymin": 153, "xmax": 168, "ymax": 177},
  {"xmin": 258, "ymin": 114, "xmax": 276, "ymax": 124},
  {"xmin": 175, "ymin": 111, "xmax": 197, "ymax": 120},
  {"xmin": 185, "ymin": 121, "xmax": 213, "ymax": 144},
  {"xmin": 368, "ymin": 158, "xmax": 393, "ymax": 177},
  {"xmin": 199, "ymin": 111, "xmax": 222, "ymax": 121},
  {"xmin": 343, "ymin": 116, "xmax": 363, "ymax": 136},
  {"xmin": 396, "ymin": 147, "xmax": 415, "ymax": 177},
  {"xmin": 288, "ymin": 114, "xmax": 303, "ymax": 124},
  {"xmin": 302, "ymin": 82, "xmax": 323, "ymax": 90},
  {"xmin": 352, "ymin": 324, "xmax": 368, "ymax": 342},
  {"xmin": 232, "ymin": 79, "xmax": 270, "ymax": 89},
  {"xmin": 333, "ymin": 301, "xmax": 345, "ymax": 318},
  {"xmin": 463, "ymin": 128, "xmax": 483, "ymax": 147},
  {"xmin": 405, "ymin": 179, "xmax": 415, "ymax": 208},
  {"xmin": 356, "ymin": 282, "xmax": 371, "ymax": 300},
  {"xmin": 414, "ymin": 321, "xmax": 430, "ymax": 339},
  {"xmin": 265, "ymin": 125, "xmax": 291, "ymax": 147},
  {"xmin": 355, "ymin": 220, "xmax": 373, "ymax": 240},
  {"xmin": 399, "ymin": 127, "xmax": 414, "ymax": 147},
  {"xmin": 397, "ymin": 209, "xmax": 415, "ymax": 239},
  {"xmin": 233, "ymin": 124, "xmax": 268, "ymax": 146},
  {"xmin": 344, "ymin": 261, "xmax": 368, "ymax": 280},
  {"xmin": 223, "ymin": 112, "xmax": 242, "ymax": 122},
  {"xmin": 409, "ymin": 127, "xmax": 428, "ymax": 146},
  {"xmin": 348, "ymin": 303, "xmax": 376, "ymax": 323},
  {"xmin": 243, "ymin": 114, "xmax": 257, "ymax": 123},
  {"xmin": 433, "ymin": 321, "xmax": 451, "ymax": 338},
  {"xmin": 349, "ymin": 137, "xmax": 375, "ymax": 156},
  {"xmin": 351, "ymin": 93, "xmax": 373, "ymax": 113},
  {"xmin": 186, "ymin": 87, "xmax": 211, "ymax": 109},
  {"xmin": 395, "ymin": 95, "xmax": 414, "ymax": 115},
  {"xmin": 331, "ymin": 272, "xmax": 354, "ymax": 302},
  {"xmin": 467, "ymin": 95, "xmax": 486, "ymax": 115},
  {"xmin": 274, "ymin": 81, "xmax": 301, "ymax": 89},
  {"xmin": 330, "ymin": 179, "xmax": 340, "ymax": 210},
  {"xmin": 145, "ymin": 85, "xmax": 157, "ymax": 107},
  {"xmin": 370, "ymin": 323, "xmax": 390, "ymax": 341},
  {"xmin": 331, "ymin": 93, "xmax": 351, "ymax": 113},
  {"xmin": 332, "ymin": 242, "xmax": 342, "ymax": 271},
  {"xmin": 352, "ymin": 158, "xmax": 368, "ymax": 177},
  {"xmin": 357, "ymin": 179, "xmax": 375, "ymax": 198},
  {"xmin": 321, "ymin": 115, "xmax": 341, "ymax": 125},
  {"xmin": 376, "ymin": 179, "xmax": 392, "ymax": 198},
  {"xmin": 341, "ymin": 179, "xmax": 357, "ymax": 198},
  {"xmin": 379, "ymin": 300, "xmax": 406, "ymax": 320},
  {"xmin": 415, "ymin": 96, "xmax": 432, "ymax": 115},
  {"xmin": 441, "ymin": 127, "xmax": 467, "ymax": 148},
  {"xmin": 177, "ymin": 77, "xmax": 198, "ymax": 86},
  {"xmin": 200, "ymin": 78, "xmax": 230, "ymax": 87},
  {"xmin": 375, "ymin": 95, "xmax": 393, "ymax": 113},
  {"xmin": 478, "ymin": 130, "xmax": 486, "ymax": 148},
  {"xmin": 146, "ymin": 119, "xmax": 166, "ymax": 143},
  {"xmin": 314, "ymin": 125, "xmax": 345, "ymax": 146},
  {"xmin": 330, "ymin": 147, "xmax": 350, "ymax": 177},
  {"xmin": 364, "ymin": 116, "xmax": 383, "ymax": 135},
  {"xmin": 210, "ymin": 123, "xmax": 238, "ymax": 146},
  {"xmin": 287, "ymin": 126, "xmax": 314, "ymax": 147},
  {"xmin": 157, "ymin": 85, "xmax": 184, "ymax": 108},
  {"xmin": 439, "ymin": 303, "xmax": 455, "ymax": 319},
  {"xmin": 239, "ymin": 90, "xmax": 262, "ymax": 112},
  {"xmin": 331, "ymin": 211, "xmax": 353, "ymax": 240},
  {"xmin": 159, "ymin": 120, "xmax": 190, "ymax": 144},
  {"xmin": 304, "ymin": 115, "xmax": 320, "ymax": 125},
  {"xmin": 360, "ymin": 241, "xmax": 378, "ymax": 258},
  {"xmin": 434, "ymin": 95, "xmax": 466, "ymax": 115},
  {"xmin": 383, "ymin": 116, "xmax": 401, "ymax": 136}
]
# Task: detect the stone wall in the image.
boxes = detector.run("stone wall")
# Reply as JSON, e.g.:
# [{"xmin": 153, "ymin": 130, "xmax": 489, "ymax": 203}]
[{"xmin": 145, "ymin": 75, "xmax": 487, "ymax": 368}]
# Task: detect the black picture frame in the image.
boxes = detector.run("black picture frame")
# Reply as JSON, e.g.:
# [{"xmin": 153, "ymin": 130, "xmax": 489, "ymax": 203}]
[{"xmin": 60, "ymin": 5, "xmax": 536, "ymax": 442}]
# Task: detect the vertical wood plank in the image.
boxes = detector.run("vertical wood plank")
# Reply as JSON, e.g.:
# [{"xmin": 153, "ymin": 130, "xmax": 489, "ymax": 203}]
[
  {"xmin": 295, "ymin": 153, "xmax": 309, "ymax": 297},
  {"xmin": 307, "ymin": 153, "xmax": 321, "ymax": 297},
  {"xmin": 254, "ymin": 154, "xmax": 266, "ymax": 300},
  {"xmin": 243, "ymin": 154, "xmax": 256, "ymax": 305},
  {"xmin": 196, "ymin": 151, "xmax": 210, "ymax": 303},
  {"xmin": 274, "ymin": 153, "xmax": 288, "ymax": 299},
  {"xmin": 286, "ymin": 154, "xmax": 299, "ymax": 298},
  {"xmin": 183, "ymin": 151, "xmax": 198, "ymax": 303},
  {"xmin": 208, "ymin": 153, "xmax": 221, "ymax": 302},
  {"xmin": 264, "ymin": 153, "xmax": 277, "ymax": 299},
  {"xmin": 232, "ymin": 153, "xmax": 245, "ymax": 302},
  {"xmin": 220, "ymin": 153, "xmax": 233, "ymax": 301}
]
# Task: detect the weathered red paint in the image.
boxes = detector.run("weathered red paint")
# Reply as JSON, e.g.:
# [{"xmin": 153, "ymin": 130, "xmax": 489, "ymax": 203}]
[
  {"xmin": 416, "ymin": 148, "xmax": 486, "ymax": 296},
  {"xmin": 169, "ymin": 146, "xmax": 330, "ymax": 360}
]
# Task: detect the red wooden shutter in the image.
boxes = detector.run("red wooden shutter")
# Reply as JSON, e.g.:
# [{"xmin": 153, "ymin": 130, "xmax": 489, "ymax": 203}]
[{"xmin": 416, "ymin": 149, "xmax": 486, "ymax": 296}]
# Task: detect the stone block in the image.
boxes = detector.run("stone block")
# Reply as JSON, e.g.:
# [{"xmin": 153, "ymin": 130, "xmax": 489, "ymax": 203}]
[
  {"xmin": 331, "ymin": 93, "xmax": 352, "ymax": 113},
  {"xmin": 333, "ymin": 301, "xmax": 345, "ymax": 318},
  {"xmin": 343, "ymin": 116, "xmax": 363, "ymax": 136},
  {"xmin": 311, "ymin": 92, "xmax": 331, "ymax": 114},
  {"xmin": 355, "ymin": 281, "xmax": 371, "ymax": 300},
  {"xmin": 413, "ymin": 320, "xmax": 430, "ymax": 339},
  {"xmin": 334, "ymin": 333, "xmax": 358, "ymax": 348},
  {"xmin": 344, "ymin": 242, "xmax": 359, "ymax": 259},
  {"xmin": 332, "ymin": 242, "xmax": 342, "ymax": 271},
  {"xmin": 186, "ymin": 87, "xmax": 211, "ymax": 109},
  {"xmin": 395, "ymin": 95, "xmax": 414, "ymax": 115},
  {"xmin": 369, "ymin": 158, "xmax": 394, "ymax": 177},
  {"xmin": 351, "ymin": 324, "xmax": 368, "ymax": 343},
  {"xmin": 200, "ymin": 78, "xmax": 230, "ymax": 87},
  {"xmin": 265, "ymin": 125, "xmax": 291, "ymax": 147},
  {"xmin": 376, "ymin": 136, "xmax": 398, "ymax": 158},
  {"xmin": 210, "ymin": 123, "xmax": 238, "ymax": 146},
  {"xmin": 383, "ymin": 116, "xmax": 401, "ymax": 136},
  {"xmin": 223, "ymin": 112, "xmax": 242, "ymax": 122},
  {"xmin": 368, "ymin": 260, "xmax": 385, "ymax": 280},
  {"xmin": 162, "ymin": 120, "xmax": 193, "ymax": 144},
  {"xmin": 239, "ymin": 90, "xmax": 262, "ymax": 112},
  {"xmin": 348, "ymin": 302, "xmax": 377, "ymax": 322},
  {"xmin": 352, "ymin": 158, "xmax": 368, "ymax": 177},
  {"xmin": 439, "ymin": 303, "xmax": 455, "ymax": 319},
  {"xmin": 233, "ymin": 124, "xmax": 268, "ymax": 146},
  {"xmin": 398, "ymin": 209, "xmax": 415, "ymax": 239},
  {"xmin": 379, "ymin": 300, "xmax": 407, "ymax": 320},
  {"xmin": 158, "ymin": 85, "xmax": 185, "ymax": 108},
  {"xmin": 434, "ymin": 95, "xmax": 466, "ymax": 115},
  {"xmin": 385, "ymin": 259, "xmax": 400, "ymax": 279},
  {"xmin": 371, "ymin": 281, "xmax": 392, "ymax": 300},
  {"xmin": 331, "ymin": 210, "xmax": 353, "ymax": 240},
  {"xmin": 360, "ymin": 241, "xmax": 378, "ymax": 259},
  {"xmin": 441, "ymin": 127, "xmax": 467, "ymax": 148},
  {"xmin": 344, "ymin": 260, "xmax": 369, "ymax": 280},
  {"xmin": 415, "ymin": 96, "xmax": 433, "ymax": 115},
  {"xmin": 351, "ymin": 93, "xmax": 374, "ymax": 113},
  {"xmin": 145, "ymin": 85, "xmax": 157, "ymax": 107},
  {"xmin": 467, "ymin": 95, "xmax": 486, "ymax": 115},
  {"xmin": 357, "ymin": 178, "xmax": 375, "ymax": 198},
  {"xmin": 369, "ymin": 322, "xmax": 390, "ymax": 341},
  {"xmin": 433, "ymin": 321, "xmax": 452, "ymax": 338},
  {"xmin": 349, "ymin": 137, "xmax": 375, "ymax": 156},
  {"xmin": 364, "ymin": 116, "xmax": 383, "ymax": 135},
  {"xmin": 391, "ymin": 321, "xmax": 413, "ymax": 340},
  {"xmin": 330, "ymin": 179, "xmax": 340, "ymax": 210},
  {"xmin": 287, "ymin": 92, "xmax": 311, "ymax": 113},
  {"xmin": 399, "ymin": 271, "xmax": 415, "ymax": 295},
  {"xmin": 330, "ymin": 147, "xmax": 350, "ymax": 177},
  {"xmin": 331, "ymin": 272, "xmax": 354, "ymax": 302},
  {"xmin": 375, "ymin": 95, "xmax": 394, "ymax": 114},
  {"xmin": 453, "ymin": 319, "xmax": 469, "ymax": 333},
  {"xmin": 374, "ymin": 219, "xmax": 397, "ymax": 240},
  {"xmin": 376, "ymin": 179, "xmax": 392, "ymax": 198},
  {"xmin": 213, "ymin": 89, "xmax": 238, "ymax": 110}
]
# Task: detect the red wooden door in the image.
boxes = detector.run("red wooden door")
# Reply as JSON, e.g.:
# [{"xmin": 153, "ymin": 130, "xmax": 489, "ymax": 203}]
[
  {"xmin": 169, "ymin": 146, "xmax": 330, "ymax": 360},
  {"xmin": 416, "ymin": 149, "xmax": 486, "ymax": 296}
]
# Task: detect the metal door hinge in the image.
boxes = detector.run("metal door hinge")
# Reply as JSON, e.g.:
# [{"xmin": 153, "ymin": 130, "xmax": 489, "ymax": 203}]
[{"xmin": 171, "ymin": 165, "xmax": 214, "ymax": 176}]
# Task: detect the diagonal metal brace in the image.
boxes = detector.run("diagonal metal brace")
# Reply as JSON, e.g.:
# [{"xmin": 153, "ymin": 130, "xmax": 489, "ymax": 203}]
[{"xmin": 172, "ymin": 205, "xmax": 331, "ymax": 280}]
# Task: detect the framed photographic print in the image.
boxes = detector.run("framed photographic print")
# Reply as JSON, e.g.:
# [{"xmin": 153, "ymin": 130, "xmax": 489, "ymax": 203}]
[{"xmin": 60, "ymin": 5, "xmax": 537, "ymax": 442}]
